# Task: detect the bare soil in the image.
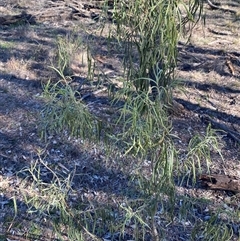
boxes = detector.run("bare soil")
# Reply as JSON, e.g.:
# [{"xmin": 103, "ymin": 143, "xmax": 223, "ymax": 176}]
[{"xmin": 0, "ymin": 0, "xmax": 239, "ymax": 240}]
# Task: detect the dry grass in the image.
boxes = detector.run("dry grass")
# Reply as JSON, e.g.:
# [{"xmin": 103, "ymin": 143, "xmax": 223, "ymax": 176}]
[{"xmin": 5, "ymin": 57, "xmax": 36, "ymax": 80}]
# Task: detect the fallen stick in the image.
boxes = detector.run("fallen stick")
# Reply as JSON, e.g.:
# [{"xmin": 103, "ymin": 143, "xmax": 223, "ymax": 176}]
[
  {"xmin": 200, "ymin": 114, "xmax": 240, "ymax": 143},
  {"xmin": 0, "ymin": 12, "xmax": 35, "ymax": 25},
  {"xmin": 199, "ymin": 174, "xmax": 240, "ymax": 193},
  {"xmin": 206, "ymin": 0, "xmax": 236, "ymax": 14}
]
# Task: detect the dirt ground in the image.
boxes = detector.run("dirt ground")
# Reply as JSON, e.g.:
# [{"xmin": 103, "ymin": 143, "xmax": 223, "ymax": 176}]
[{"xmin": 0, "ymin": 0, "xmax": 240, "ymax": 240}]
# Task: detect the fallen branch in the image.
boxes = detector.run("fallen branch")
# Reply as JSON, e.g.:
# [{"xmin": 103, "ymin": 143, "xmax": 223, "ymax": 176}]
[
  {"xmin": 200, "ymin": 114, "xmax": 240, "ymax": 143},
  {"xmin": 199, "ymin": 174, "xmax": 240, "ymax": 193},
  {"xmin": 34, "ymin": 0, "xmax": 114, "ymax": 22},
  {"xmin": 206, "ymin": 0, "xmax": 236, "ymax": 14},
  {"xmin": 0, "ymin": 11, "xmax": 35, "ymax": 25}
]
